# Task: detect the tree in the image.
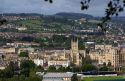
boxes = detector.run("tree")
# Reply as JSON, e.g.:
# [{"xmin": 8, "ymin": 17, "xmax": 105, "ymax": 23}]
[
  {"xmin": 99, "ymin": 66, "xmax": 108, "ymax": 71},
  {"xmin": 35, "ymin": 66, "xmax": 44, "ymax": 72},
  {"xmin": 20, "ymin": 60, "xmax": 35, "ymax": 69},
  {"xmin": 20, "ymin": 60, "xmax": 36, "ymax": 77},
  {"xmin": 9, "ymin": 61, "xmax": 19, "ymax": 71},
  {"xmin": 107, "ymin": 61, "xmax": 112, "ymax": 71},
  {"xmin": 0, "ymin": 62, "xmax": 17, "ymax": 78},
  {"xmin": 47, "ymin": 66, "xmax": 56, "ymax": 72},
  {"xmin": 20, "ymin": 68, "xmax": 30, "ymax": 77},
  {"xmin": 5, "ymin": 75, "xmax": 42, "ymax": 81},
  {"xmin": 9, "ymin": 76, "xmax": 24, "ymax": 81},
  {"xmin": 82, "ymin": 55, "xmax": 92, "ymax": 65},
  {"xmin": 44, "ymin": 0, "xmax": 53, "ymax": 3},
  {"xmin": 57, "ymin": 66, "xmax": 66, "ymax": 72},
  {"xmin": 29, "ymin": 66, "xmax": 44, "ymax": 77},
  {"xmin": 25, "ymin": 76, "xmax": 41, "ymax": 81},
  {"xmin": 19, "ymin": 51, "xmax": 29, "ymax": 57},
  {"xmin": 65, "ymin": 66, "xmax": 72, "ymax": 72},
  {"xmin": 103, "ymin": 62, "xmax": 106, "ymax": 67},
  {"xmin": 2, "ymin": 67, "xmax": 14, "ymax": 78},
  {"xmin": 1, "ymin": 55, "xmax": 5, "ymax": 60},
  {"xmin": 71, "ymin": 74, "xmax": 78, "ymax": 81},
  {"xmin": 79, "ymin": 38, "xmax": 85, "ymax": 50},
  {"xmin": 81, "ymin": 64, "xmax": 97, "ymax": 72},
  {"xmin": 107, "ymin": 62, "xmax": 112, "ymax": 71},
  {"xmin": 107, "ymin": 62, "xmax": 111, "ymax": 67},
  {"xmin": 99, "ymin": 62, "xmax": 108, "ymax": 71},
  {"xmin": 20, "ymin": 37, "xmax": 34, "ymax": 42},
  {"xmin": 72, "ymin": 67, "xmax": 81, "ymax": 72},
  {"xmin": 19, "ymin": 75, "xmax": 26, "ymax": 81},
  {"xmin": 0, "ymin": 70, "xmax": 4, "ymax": 78},
  {"xmin": 0, "ymin": 19, "xmax": 7, "ymax": 26}
]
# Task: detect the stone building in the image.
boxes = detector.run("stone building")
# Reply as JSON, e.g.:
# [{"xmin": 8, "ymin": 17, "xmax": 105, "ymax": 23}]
[
  {"xmin": 85, "ymin": 43, "xmax": 125, "ymax": 71},
  {"xmin": 71, "ymin": 37, "xmax": 82, "ymax": 66}
]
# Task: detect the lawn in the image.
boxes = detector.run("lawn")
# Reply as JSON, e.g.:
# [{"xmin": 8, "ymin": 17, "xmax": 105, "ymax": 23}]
[{"xmin": 82, "ymin": 76, "xmax": 125, "ymax": 81}]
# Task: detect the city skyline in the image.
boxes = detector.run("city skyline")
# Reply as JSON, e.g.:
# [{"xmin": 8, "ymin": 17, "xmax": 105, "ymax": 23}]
[{"xmin": 1, "ymin": 1, "xmax": 125, "ymax": 81}]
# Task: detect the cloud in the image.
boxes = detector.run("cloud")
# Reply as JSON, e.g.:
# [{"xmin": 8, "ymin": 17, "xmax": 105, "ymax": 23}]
[{"xmin": 0, "ymin": 0, "xmax": 125, "ymax": 16}]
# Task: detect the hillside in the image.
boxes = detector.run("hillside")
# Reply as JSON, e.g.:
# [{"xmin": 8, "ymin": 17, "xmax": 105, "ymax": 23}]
[
  {"xmin": 54, "ymin": 12, "xmax": 94, "ymax": 19},
  {"xmin": 111, "ymin": 17, "xmax": 125, "ymax": 23}
]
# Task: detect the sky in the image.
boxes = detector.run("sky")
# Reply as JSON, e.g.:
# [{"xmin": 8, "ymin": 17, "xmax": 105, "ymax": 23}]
[{"xmin": 0, "ymin": 0, "xmax": 125, "ymax": 17}]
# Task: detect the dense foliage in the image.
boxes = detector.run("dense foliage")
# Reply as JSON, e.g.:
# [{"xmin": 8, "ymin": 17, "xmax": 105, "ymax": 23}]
[
  {"xmin": 0, "ymin": 60, "xmax": 42, "ymax": 81},
  {"xmin": 19, "ymin": 52, "xmax": 29, "ymax": 57}
]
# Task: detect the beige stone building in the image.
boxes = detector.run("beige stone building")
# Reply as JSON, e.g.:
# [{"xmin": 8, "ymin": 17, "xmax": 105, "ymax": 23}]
[
  {"xmin": 71, "ymin": 37, "xmax": 82, "ymax": 66},
  {"xmin": 28, "ymin": 37, "xmax": 82, "ymax": 67},
  {"xmin": 86, "ymin": 44, "xmax": 125, "ymax": 71},
  {"xmin": 0, "ymin": 47, "xmax": 16, "ymax": 54}
]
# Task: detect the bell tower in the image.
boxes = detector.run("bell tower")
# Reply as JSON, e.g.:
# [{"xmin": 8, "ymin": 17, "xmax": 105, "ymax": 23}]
[{"xmin": 71, "ymin": 36, "xmax": 80, "ymax": 66}]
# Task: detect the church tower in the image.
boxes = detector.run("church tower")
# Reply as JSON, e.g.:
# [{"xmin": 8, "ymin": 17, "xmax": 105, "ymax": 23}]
[{"xmin": 71, "ymin": 36, "xmax": 80, "ymax": 66}]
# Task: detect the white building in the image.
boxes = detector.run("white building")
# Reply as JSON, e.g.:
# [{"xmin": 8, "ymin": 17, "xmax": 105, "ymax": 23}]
[
  {"xmin": 48, "ymin": 60, "xmax": 70, "ymax": 67},
  {"xmin": 43, "ymin": 73, "xmax": 74, "ymax": 81},
  {"xmin": 16, "ymin": 27, "xmax": 27, "ymax": 31},
  {"xmin": 34, "ymin": 59, "xmax": 44, "ymax": 66},
  {"xmin": 0, "ymin": 65, "xmax": 5, "ymax": 70}
]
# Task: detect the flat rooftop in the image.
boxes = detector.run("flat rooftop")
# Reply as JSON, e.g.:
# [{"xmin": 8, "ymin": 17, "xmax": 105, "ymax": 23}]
[{"xmin": 43, "ymin": 72, "xmax": 74, "ymax": 78}]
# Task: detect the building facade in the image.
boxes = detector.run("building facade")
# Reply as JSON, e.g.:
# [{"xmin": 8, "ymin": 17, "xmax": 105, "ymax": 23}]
[
  {"xmin": 71, "ymin": 37, "xmax": 81, "ymax": 66},
  {"xmin": 85, "ymin": 44, "xmax": 125, "ymax": 71}
]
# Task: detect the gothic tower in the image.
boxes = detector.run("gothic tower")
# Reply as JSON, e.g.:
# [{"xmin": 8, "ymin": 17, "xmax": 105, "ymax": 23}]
[{"xmin": 71, "ymin": 36, "xmax": 80, "ymax": 66}]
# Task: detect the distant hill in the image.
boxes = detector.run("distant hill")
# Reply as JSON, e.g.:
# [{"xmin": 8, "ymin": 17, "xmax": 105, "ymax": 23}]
[
  {"xmin": 1, "ymin": 13, "xmax": 124, "ymax": 24},
  {"xmin": 94, "ymin": 16, "xmax": 125, "ymax": 24},
  {"xmin": 54, "ymin": 12, "xmax": 94, "ymax": 19},
  {"xmin": 111, "ymin": 17, "xmax": 125, "ymax": 23},
  {"xmin": 0, "ymin": 13, "xmax": 42, "ymax": 17}
]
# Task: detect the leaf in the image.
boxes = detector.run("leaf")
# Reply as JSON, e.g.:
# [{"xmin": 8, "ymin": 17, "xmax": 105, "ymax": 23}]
[
  {"xmin": 88, "ymin": 0, "xmax": 91, "ymax": 3},
  {"xmin": 119, "ymin": 7, "xmax": 124, "ymax": 12},
  {"xmin": 80, "ymin": 1, "xmax": 84, "ymax": 5},
  {"xmin": 124, "ymin": 3, "xmax": 125, "ymax": 6},
  {"xmin": 49, "ymin": 0, "xmax": 53, "ymax": 3},
  {"xmin": 115, "ymin": 13, "xmax": 119, "ymax": 16},
  {"xmin": 81, "ymin": 5, "xmax": 85, "ymax": 10},
  {"xmin": 44, "ymin": 0, "xmax": 48, "ymax": 1},
  {"xmin": 108, "ymin": 1, "xmax": 112, "ymax": 7},
  {"xmin": 123, "ymin": 0, "xmax": 125, "ymax": 3}
]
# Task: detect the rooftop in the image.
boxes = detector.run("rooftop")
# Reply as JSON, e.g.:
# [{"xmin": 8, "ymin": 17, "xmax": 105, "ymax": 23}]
[{"xmin": 43, "ymin": 72, "xmax": 74, "ymax": 78}]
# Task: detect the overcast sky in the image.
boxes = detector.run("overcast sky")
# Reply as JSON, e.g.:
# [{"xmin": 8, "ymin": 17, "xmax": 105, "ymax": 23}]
[{"xmin": 0, "ymin": 0, "xmax": 125, "ymax": 17}]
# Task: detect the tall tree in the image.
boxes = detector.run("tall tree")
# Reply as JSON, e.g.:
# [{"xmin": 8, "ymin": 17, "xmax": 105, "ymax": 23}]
[
  {"xmin": 81, "ymin": 64, "xmax": 97, "ymax": 72},
  {"xmin": 47, "ymin": 66, "xmax": 56, "ymax": 72},
  {"xmin": 71, "ymin": 74, "xmax": 78, "ymax": 81},
  {"xmin": 20, "ymin": 60, "xmax": 35, "ymax": 77},
  {"xmin": 99, "ymin": 62, "xmax": 108, "ymax": 71},
  {"xmin": 19, "ymin": 51, "xmax": 29, "ymax": 57}
]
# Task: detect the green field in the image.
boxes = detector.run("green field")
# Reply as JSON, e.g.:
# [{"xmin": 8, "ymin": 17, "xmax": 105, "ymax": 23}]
[{"xmin": 82, "ymin": 76, "xmax": 125, "ymax": 81}]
